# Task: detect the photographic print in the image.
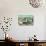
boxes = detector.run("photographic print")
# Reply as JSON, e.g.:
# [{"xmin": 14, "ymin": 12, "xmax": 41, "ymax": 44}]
[{"xmin": 18, "ymin": 15, "xmax": 34, "ymax": 26}]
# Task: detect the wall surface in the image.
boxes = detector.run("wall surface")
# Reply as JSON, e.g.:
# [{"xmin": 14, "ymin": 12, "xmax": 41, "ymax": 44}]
[{"xmin": 0, "ymin": 0, "xmax": 46, "ymax": 40}]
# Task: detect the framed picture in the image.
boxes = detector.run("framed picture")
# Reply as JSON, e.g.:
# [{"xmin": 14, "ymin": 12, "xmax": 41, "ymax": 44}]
[{"xmin": 18, "ymin": 15, "xmax": 34, "ymax": 26}]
